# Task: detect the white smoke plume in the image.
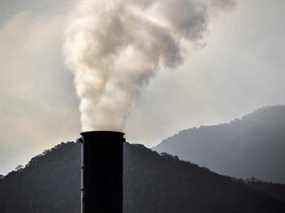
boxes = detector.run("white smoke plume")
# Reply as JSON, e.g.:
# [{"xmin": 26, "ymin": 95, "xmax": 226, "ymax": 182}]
[{"xmin": 64, "ymin": 0, "xmax": 231, "ymax": 131}]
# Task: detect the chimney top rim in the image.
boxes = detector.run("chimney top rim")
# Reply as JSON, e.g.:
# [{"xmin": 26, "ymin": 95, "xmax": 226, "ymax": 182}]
[{"xmin": 80, "ymin": 131, "xmax": 125, "ymax": 137}]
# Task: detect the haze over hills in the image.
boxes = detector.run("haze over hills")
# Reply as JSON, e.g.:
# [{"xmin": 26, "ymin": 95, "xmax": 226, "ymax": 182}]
[
  {"xmin": 0, "ymin": 141, "xmax": 285, "ymax": 213},
  {"xmin": 154, "ymin": 105, "xmax": 285, "ymax": 183}
]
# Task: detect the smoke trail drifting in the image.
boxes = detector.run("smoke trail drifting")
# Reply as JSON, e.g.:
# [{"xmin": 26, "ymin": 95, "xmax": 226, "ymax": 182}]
[{"xmin": 64, "ymin": 0, "xmax": 230, "ymax": 131}]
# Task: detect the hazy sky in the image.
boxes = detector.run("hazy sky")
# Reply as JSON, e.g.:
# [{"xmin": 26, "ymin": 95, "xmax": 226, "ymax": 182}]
[{"xmin": 0, "ymin": 0, "xmax": 284, "ymax": 174}]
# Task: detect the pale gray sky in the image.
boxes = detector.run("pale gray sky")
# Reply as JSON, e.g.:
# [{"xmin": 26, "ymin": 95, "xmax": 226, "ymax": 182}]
[{"xmin": 0, "ymin": 0, "xmax": 284, "ymax": 174}]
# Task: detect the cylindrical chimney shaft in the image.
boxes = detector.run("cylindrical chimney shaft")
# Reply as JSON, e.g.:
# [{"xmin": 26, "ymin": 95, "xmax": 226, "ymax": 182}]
[{"xmin": 80, "ymin": 131, "xmax": 124, "ymax": 213}]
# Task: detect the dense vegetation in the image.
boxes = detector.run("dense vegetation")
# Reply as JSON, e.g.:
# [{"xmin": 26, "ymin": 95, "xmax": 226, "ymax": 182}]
[
  {"xmin": 0, "ymin": 141, "xmax": 284, "ymax": 213},
  {"xmin": 155, "ymin": 105, "xmax": 285, "ymax": 183}
]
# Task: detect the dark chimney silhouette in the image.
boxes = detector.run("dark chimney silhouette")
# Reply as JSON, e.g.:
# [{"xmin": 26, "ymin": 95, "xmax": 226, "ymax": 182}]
[{"xmin": 80, "ymin": 131, "xmax": 124, "ymax": 213}]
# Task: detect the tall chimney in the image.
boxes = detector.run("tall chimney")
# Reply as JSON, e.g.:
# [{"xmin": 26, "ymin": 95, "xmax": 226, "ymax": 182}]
[{"xmin": 80, "ymin": 131, "xmax": 124, "ymax": 213}]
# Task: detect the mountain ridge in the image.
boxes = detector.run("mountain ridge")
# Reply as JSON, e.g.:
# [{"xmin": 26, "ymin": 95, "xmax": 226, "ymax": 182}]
[
  {"xmin": 154, "ymin": 105, "xmax": 285, "ymax": 183},
  {"xmin": 0, "ymin": 140, "xmax": 285, "ymax": 212}
]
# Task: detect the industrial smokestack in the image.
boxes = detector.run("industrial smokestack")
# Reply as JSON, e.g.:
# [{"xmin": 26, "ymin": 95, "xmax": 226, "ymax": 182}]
[
  {"xmin": 80, "ymin": 131, "xmax": 124, "ymax": 213},
  {"xmin": 66, "ymin": 0, "xmax": 235, "ymax": 210}
]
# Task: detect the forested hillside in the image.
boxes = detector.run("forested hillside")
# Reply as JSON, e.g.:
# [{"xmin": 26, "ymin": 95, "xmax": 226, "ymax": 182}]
[{"xmin": 0, "ymin": 141, "xmax": 285, "ymax": 213}]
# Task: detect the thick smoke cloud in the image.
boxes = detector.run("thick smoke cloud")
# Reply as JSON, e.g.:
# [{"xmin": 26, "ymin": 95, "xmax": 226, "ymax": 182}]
[
  {"xmin": 209, "ymin": 0, "xmax": 236, "ymax": 10},
  {"xmin": 64, "ymin": 0, "xmax": 230, "ymax": 131}
]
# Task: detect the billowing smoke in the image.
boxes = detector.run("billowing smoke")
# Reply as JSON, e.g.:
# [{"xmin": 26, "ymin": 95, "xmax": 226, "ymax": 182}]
[{"xmin": 64, "ymin": 0, "xmax": 231, "ymax": 131}]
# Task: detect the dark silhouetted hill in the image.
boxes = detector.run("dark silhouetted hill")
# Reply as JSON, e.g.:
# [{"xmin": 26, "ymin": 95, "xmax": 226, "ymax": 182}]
[
  {"xmin": 155, "ymin": 105, "xmax": 285, "ymax": 183},
  {"xmin": 245, "ymin": 178, "xmax": 285, "ymax": 203},
  {"xmin": 1, "ymin": 141, "xmax": 285, "ymax": 212}
]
